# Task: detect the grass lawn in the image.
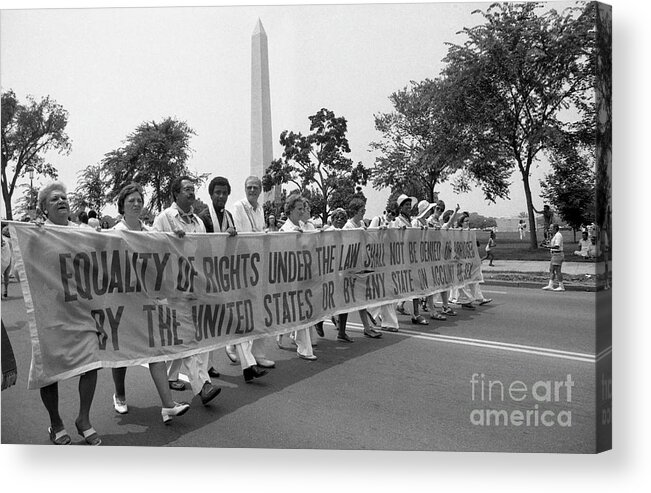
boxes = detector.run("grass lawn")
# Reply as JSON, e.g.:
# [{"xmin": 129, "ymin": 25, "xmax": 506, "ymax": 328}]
[{"xmin": 473, "ymin": 230, "xmax": 587, "ymax": 261}]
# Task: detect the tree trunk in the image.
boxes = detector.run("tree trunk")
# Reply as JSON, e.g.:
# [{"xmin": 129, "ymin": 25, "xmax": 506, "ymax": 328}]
[
  {"xmin": 521, "ymin": 170, "xmax": 538, "ymax": 249},
  {"xmin": 2, "ymin": 184, "xmax": 13, "ymax": 220}
]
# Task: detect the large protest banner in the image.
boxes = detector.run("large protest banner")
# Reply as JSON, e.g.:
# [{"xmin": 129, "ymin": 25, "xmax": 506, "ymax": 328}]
[{"xmin": 9, "ymin": 222, "xmax": 482, "ymax": 388}]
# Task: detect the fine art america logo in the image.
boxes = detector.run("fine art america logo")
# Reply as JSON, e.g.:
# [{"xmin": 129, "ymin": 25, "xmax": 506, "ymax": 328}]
[{"xmin": 470, "ymin": 373, "xmax": 574, "ymax": 427}]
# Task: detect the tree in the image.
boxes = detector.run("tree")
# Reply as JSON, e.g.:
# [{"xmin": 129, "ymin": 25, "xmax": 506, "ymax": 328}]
[
  {"xmin": 1, "ymin": 90, "xmax": 70, "ymax": 219},
  {"xmin": 262, "ymin": 108, "xmax": 371, "ymax": 224},
  {"xmin": 370, "ymin": 78, "xmax": 471, "ymax": 203},
  {"xmin": 71, "ymin": 164, "xmax": 108, "ymax": 213},
  {"xmin": 441, "ymin": 2, "xmax": 596, "ymax": 248},
  {"xmin": 468, "ymin": 212, "xmax": 497, "ymax": 230},
  {"xmin": 540, "ymin": 140, "xmax": 595, "ymax": 242},
  {"xmin": 102, "ymin": 117, "xmax": 205, "ymax": 213},
  {"xmin": 12, "ymin": 183, "xmax": 39, "ymax": 220}
]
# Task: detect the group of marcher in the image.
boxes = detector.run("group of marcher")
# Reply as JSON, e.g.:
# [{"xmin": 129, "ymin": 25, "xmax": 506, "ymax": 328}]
[{"xmin": 2, "ymin": 179, "xmax": 498, "ymax": 446}]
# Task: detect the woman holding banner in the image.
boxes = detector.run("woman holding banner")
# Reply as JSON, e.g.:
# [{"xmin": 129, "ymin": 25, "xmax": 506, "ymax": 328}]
[
  {"xmin": 341, "ymin": 198, "xmax": 382, "ymax": 340},
  {"xmin": 277, "ymin": 193, "xmax": 317, "ymax": 360},
  {"xmin": 110, "ymin": 183, "xmax": 191, "ymax": 424},
  {"xmin": 36, "ymin": 182, "xmax": 101, "ymax": 445}
]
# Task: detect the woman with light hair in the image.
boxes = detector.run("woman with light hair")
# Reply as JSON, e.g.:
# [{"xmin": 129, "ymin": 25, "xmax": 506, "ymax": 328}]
[{"xmin": 36, "ymin": 181, "xmax": 101, "ymax": 445}]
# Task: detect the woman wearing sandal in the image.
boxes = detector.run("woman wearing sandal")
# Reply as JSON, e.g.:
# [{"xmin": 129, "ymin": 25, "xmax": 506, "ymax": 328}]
[
  {"xmin": 36, "ymin": 182, "xmax": 101, "ymax": 445},
  {"xmin": 109, "ymin": 184, "xmax": 190, "ymax": 423}
]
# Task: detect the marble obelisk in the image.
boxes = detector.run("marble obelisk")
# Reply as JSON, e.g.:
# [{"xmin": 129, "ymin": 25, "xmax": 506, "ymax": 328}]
[{"xmin": 251, "ymin": 19, "xmax": 278, "ymax": 203}]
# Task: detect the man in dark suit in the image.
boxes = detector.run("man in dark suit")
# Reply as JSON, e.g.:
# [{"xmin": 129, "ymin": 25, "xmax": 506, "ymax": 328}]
[{"xmin": 199, "ymin": 176, "xmax": 268, "ymax": 383}]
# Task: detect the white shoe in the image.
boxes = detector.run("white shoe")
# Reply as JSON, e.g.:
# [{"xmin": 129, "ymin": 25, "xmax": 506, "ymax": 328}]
[
  {"xmin": 542, "ymin": 282, "xmax": 554, "ymax": 291},
  {"xmin": 161, "ymin": 401, "xmax": 190, "ymax": 424},
  {"xmin": 113, "ymin": 394, "xmax": 128, "ymax": 414},
  {"xmin": 255, "ymin": 358, "xmax": 276, "ymax": 368},
  {"xmin": 225, "ymin": 345, "xmax": 239, "ymax": 364},
  {"xmin": 553, "ymin": 284, "xmax": 565, "ymax": 291}
]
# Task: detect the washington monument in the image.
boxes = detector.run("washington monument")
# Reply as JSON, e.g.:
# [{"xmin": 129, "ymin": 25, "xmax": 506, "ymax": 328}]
[{"xmin": 250, "ymin": 19, "xmax": 278, "ymax": 203}]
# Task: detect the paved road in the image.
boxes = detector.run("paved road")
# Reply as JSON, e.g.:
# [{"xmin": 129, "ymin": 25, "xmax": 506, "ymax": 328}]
[{"xmin": 1, "ymin": 278, "xmax": 607, "ymax": 452}]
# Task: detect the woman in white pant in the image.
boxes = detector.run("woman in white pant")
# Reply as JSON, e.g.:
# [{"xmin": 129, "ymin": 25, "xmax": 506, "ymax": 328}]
[{"xmin": 277, "ymin": 192, "xmax": 317, "ymax": 360}]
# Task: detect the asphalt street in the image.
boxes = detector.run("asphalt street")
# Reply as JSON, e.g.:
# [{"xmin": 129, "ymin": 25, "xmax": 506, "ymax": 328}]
[{"xmin": 1, "ymin": 278, "xmax": 608, "ymax": 452}]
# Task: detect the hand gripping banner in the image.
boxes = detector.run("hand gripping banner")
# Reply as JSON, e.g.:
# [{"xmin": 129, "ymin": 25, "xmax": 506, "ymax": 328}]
[{"xmin": 8, "ymin": 222, "xmax": 482, "ymax": 388}]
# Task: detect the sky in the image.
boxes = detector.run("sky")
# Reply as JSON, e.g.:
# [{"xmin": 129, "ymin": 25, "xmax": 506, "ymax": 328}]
[{"xmin": 0, "ymin": 0, "xmax": 585, "ymax": 220}]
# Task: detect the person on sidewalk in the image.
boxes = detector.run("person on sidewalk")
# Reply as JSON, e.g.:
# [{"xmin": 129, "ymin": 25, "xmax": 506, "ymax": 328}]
[
  {"xmin": 542, "ymin": 224, "xmax": 565, "ymax": 292},
  {"xmin": 483, "ymin": 230, "xmax": 496, "ymax": 266},
  {"xmin": 152, "ymin": 176, "xmax": 222, "ymax": 405},
  {"xmin": 198, "ymin": 176, "xmax": 269, "ymax": 383}
]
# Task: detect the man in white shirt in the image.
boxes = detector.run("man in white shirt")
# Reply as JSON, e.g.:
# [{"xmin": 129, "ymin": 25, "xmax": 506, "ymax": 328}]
[
  {"xmin": 152, "ymin": 176, "xmax": 222, "ymax": 405},
  {"xmin": 226, "ymin": 176, "xmax": 276, "ymax": 369},
  {"xmin": 574, "ymin": 231, "xmax": 593, "ymax": 258}
]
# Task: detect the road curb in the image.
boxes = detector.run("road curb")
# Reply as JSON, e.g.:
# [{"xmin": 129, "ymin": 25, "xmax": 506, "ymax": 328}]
[{"xmin": 482, "ymin": 279, "xmax": 598, "ymax": 292}]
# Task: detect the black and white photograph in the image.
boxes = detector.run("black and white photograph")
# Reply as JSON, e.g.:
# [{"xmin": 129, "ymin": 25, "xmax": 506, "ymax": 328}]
[{"xmin": 0, "ymin": 0, "xmax": 643, "ymax": 489}]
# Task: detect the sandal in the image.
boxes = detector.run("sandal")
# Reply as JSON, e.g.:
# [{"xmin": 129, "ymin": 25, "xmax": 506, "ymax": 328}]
[
  {"xmin": 75, "ymin": 422, "xmax": 102, "ymax": 446},
  {"xmin": 479, "ymin": 298, "xmax": 492, "ymax": 305},
  {"xmin": 430, "ymin": 312, "xmax": 447, "ymax": 321},
  {"xmin": 380, "ymin": 326, "xmax": 399, "ymax": 333},
  {"xmin": 411, "ymin": 315, "xmax": 429, "ymax": 325},
  {"xmin": 48, "ymin": 427, "xmax": 71, "ymax": 445}
]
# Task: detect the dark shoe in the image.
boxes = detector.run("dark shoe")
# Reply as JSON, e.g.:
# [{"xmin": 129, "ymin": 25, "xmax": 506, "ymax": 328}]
[
  {"xmin": 315, "ymin": 324, "xmax": 324, "ymax": 337},
  {"xmin": 75, "ymin": 421, "xmax": 102, "ymax": 446},
  {"xmin": 198, "ymin": 382, "xmax": 221, "ymax": 405},
  {"xmin": 461, "ymin": 303, "xmax": 476, "ymax": 310},
  {"xmin": 337, "ymin": 333, "xmax": 354, "ymax": 343},
  {"xmin": 363, "ymin": 329, "xmax": 382, "ymax": 339},
  {"xmin": 331, "ymin": 316, "xmax": 339, "ymax": 329},
  {"xmin": 411, "ymin": 315, "xmax": 428, "ymax": 325},
  {"xmin": 208, "ymin": 367, "xmax": 220, "ymax": 378},
  {"xmin": 168, "ymin": 380, "xmax": 186, "ymax": 391},
  {"xmin": 243, "ymin": 365, "xmax": 268, "ymax": 382},
  {"xmin": 48, "ymin": 427, "xmax": 71, "ymax": 445},
  {"xmin": 396, "ymin": 304, "xmax": 409, "ymax": 315},
  {"xmin": 441, "ymin": 306, "xmax": 457, "ymax": 316}
]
